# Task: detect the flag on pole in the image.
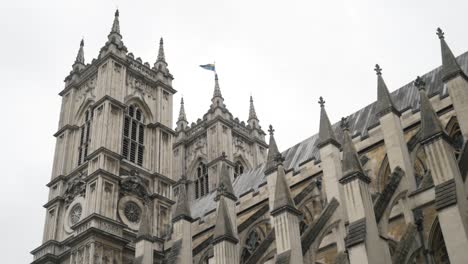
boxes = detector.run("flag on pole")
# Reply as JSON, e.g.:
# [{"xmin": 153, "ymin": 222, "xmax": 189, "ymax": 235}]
[{"xmin": 199, "ymin": 63, "xmax": 216, "ymax": 72}]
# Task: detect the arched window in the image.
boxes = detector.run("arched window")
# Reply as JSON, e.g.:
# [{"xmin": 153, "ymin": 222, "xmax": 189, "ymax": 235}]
[
  {"xmin": 195, "ymin": 162, "xmax": 209, "ymax": 199},
  {"xmin": 78, "ymin": 109, "xmax": 93, "ymax": 165},
  {"xmin": 447, "ymin": 121, "xmax": 464, "ymax": 158},
  {"xmin": 234, "ymin": 161, "xmax": 244, "ymax": 179},
  {"xmin": 241, "ymin": 230, "xmax": 261, "ymax": 262},
  {"xmin": 122, "ymin": 105, "xmax": 145, "ymax": 166}
]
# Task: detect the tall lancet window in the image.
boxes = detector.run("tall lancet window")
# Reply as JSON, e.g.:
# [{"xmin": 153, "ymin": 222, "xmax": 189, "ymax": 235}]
[
  {"xmin": 78, "ymin": 109, "xmax": 93, "ymax": 165},
  {"xmin": 195, "ymin": 162, "xmax": 209, "ymax": 199},
  {"xmin": 122, "ymin": 105, "xmax": 145, "ymax": 166},
  {"xmin": 234, "ymin": 161, "xmax": 245, "ymax": 179}
]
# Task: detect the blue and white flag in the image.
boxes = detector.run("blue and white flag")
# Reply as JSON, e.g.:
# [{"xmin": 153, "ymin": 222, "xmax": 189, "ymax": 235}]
[{"xmin": 199, "ymin": 63, "xmax": 216, "ymax": 72}]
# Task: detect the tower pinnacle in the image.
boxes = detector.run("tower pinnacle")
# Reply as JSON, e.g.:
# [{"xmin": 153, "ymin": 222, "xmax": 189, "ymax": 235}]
[
  {"xmin": 157, "ymin": 37, "xmax": 166, "ymax": 63},
  {"xmin": 210, "ymin": 74, "xmax": 225, "ymax": 109},
  {"xmin": 107, "ymin": 9, "xmax": 122, "ymax": 43},
  {"xmin": 375, "ymin": 64, "xmax": 399, "ymax": 117},
  {"xmin": 317, "ymin": 96, "xmax": 340, "ymax": 148},
  {"xmin": 436, "ymin": 27, "xmax": 467, "ymax": 81},
  {"xmin": 74, "ymin": 39, "xmax": 85, "ymax": 66},
  {"xmin": 415, "ymin": 76, "xmax": 445, "ymax": 142},
  {"xmin": 178, "ymin": 97, "xmax": 187, "ymax": 122},
  {"xmin": 248, "ymin": 96, "xmax": 258, "ymax": 121},
  {"xmin": 340, "ymin": 117, "xmax": 369, "ymax": 183},
  {"xmin": 265, "ymin": 125, "xmax": 282, "ymax": 175}
]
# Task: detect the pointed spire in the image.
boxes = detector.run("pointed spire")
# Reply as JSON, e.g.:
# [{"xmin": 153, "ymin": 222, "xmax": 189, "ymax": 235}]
[
  {"xmin": 212, "ymin": 196, "xmax": 238, "ymax": 244},
  {"xmin": 339, "ymin": 118, "xmax": 370, "ymax": 183},
  {"xmin": 375, "ymin": 64, "xmax": 400, "ymax": 117},
  {"xmin": 213, "ymin": 74, "xmax": 223, "ymax": 98},
  {"xmin": 107, "ymin": 9, "xmax": 122, "ymax": 44},
  {"xmin": 74, "ymin": 39, "xmax": 85, "ymax": 65},
  {"xmin": 317, "ymin": 97, "xmax": 340, "ymax": 148},
  {"xmin": 265, "ymin": 125, "xmax": 281, "ymax": 175},
  {"xmin": 437, "ymin": 27, "xmax": 467, "ymax": 82},
  {"xmin": 173, "ymin": 180, "xmax": 192, "ymax": 223},
  {"xmin": 216, "ymin": 153, "xmax": 237, "ymax": 201},
  {"xmin": 415, "ymin": 76, "xmax": 446, "ymax": 143},
  {"xmin": 157, "ymin": 37, "xmax": 166, "ymax": 63},
  {"xmin": 248, "ymin": 96, "xmax": 258, "ymax": 121},
  {"xmin": 178, "ymin": 97, "xmax": 187, "ymax": 122},
  {"xmin": 271, "ymin": 158, "xmax": 301, "ymax": 216},
  {"xmin": 111, "ymin": 9, "xmax": 120, "ymax": 34}
]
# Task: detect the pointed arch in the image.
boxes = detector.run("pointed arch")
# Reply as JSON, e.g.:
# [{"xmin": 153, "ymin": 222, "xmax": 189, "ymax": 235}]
[
  {"xmin": 188, "ymin": 155, "xmax": 209, "ymax": 199},
  {"xmin": 428, "ymin": 217, "xmax": 449, "ymax": 263},
  {"xmin": 297, "ymin": 184, "xmax": 323, "ymax": 234},
  {"xmin": 445, "ymin": 115, "xmax": 464, "ymax": 158},
  {"xmin": 240, "ymin": 219, "xmax": 271, "ymax": 263},
  {"xmin": 74, "ymin": 98, "xmax": 95, "ymax": 124},
  {"xmin": 124, "ymin": 95, "xmax": 154, "ymax": 123}
]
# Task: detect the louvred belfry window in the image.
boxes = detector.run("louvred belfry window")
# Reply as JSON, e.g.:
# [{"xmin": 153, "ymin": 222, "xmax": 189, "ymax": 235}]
[
  {"xmin": 78, "ymin": 109, "xmax": 93, "ymax": 165},
  {"xmin": 195, "ymin": 162, "xmax": 209, "ymax": 199},
  {"xmin": 122, "ymin": 105, "xmax": 145, "ymax": 166}
]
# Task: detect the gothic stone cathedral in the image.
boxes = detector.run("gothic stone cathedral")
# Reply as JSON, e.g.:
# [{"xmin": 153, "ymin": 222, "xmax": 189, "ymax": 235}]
[{"xmin": 32, "ymin": 10, "xmax": 468, "ymax": 264}]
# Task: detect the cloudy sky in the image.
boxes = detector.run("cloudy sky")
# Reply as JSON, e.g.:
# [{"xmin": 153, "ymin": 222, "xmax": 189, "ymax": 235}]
[{"xmin": 1, "ymin": 0, "xmax": 468, "ymax": 262}]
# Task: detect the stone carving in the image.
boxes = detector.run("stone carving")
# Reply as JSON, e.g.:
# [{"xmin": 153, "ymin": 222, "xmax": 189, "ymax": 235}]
[
  {"xmin": 120, "ymin": 171, "xmax": 150, "ymax": 202},
  {"xmin": 64, "ymin": 172, "xmax": 87, "ymax": 204},
  {"xmin": 124, "ymin": 201, "xmax": 141, "ymax": 223}
]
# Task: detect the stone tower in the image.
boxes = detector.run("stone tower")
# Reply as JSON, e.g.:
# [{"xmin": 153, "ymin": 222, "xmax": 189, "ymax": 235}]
[{"xmin": 31, "ymin": 10, "xmax": 176, "ymax": 264}]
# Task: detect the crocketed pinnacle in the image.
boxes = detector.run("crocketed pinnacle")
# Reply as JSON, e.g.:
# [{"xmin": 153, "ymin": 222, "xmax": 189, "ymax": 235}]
[
  {"xmin": 271, "ymin": 160, "xmax": 300, "ymax": 216},
  {"xmin": 265, "ymin": 125, "xmax": 281, "ymax": 174},
  {"xmin": 340, "ymin": 118, "xmax": 366, "ymax": 179},
  {"xmin": 437, "ymin": 27, "xmax": 466, "ymax": 82},
  {"xmin": 157, "ymin": 37, "xmax": 166, "ymax": 63},
  {"xmin": 213, "ymin": 196, "xmax": 238, "ymax": 244},
  {"xmin": 414, "ymin": 76, "xmax": 446, "ymax": 142},
  {"xmin": 317, "ymin": 97, "xmax": 340, "ymax": 148},
  {"xmin": 248, "ymin": 96, "xmax": 258, "ymax": 121},
  {"xmin": 74, "ymin": 39, "xmax": 85, "ymax": 65},
  {"xmin": 173, "ymin": 180, "xmax": 192, "ymax": 222},
  {"xmin": 213, "ymin": 74, "xmax": 223, "ymax": 98},
  {"xmin": 178, "ymin": 97, "xmax": 187, "ymax": 122},
  {"xmin": 375, "ymin": 64, "xmax": 399, "ymax": 116},
  {"xmin": 216, "ymin": 156, "xmax": 237, "ymax": 201},
  {"xmin": 111, "ymin": 9, "xmax": 120, "ymax": 34}
]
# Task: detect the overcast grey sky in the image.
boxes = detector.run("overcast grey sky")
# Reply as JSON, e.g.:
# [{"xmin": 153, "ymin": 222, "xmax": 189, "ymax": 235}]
[{"xmin": 2, "ymin": 0, "xmax": 468, "ymax": 262}]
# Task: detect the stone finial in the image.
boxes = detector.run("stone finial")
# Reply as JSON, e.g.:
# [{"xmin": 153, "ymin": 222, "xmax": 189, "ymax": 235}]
[
  {"xmin": 436, "ymin": 27, "xmax": 444, "ymax": 39},
  {"xmin": 177, "ymin": 97, "xmax": 187, "ymax": 123},
  {"xmin": 436, "ymin": 27, "xmax": 467, "ymax": 82},
  {"xmin": 340, "ymin": 117, "xmax": 369, "ymax": 183},
  {"xmin": 265, "ymin": 125, "xmax": 281, "ymax": 175},
  {"xmin": 216, "ymin": 162, "xmax": 236, "ymax": 201},
  {"xmin": 374, "ymin": 64, "xmax": 382, "ymax": 76},
  {"xmin": 318, "ymin": 96, "xmax": 325, "ymax": 107},
  {"xmin": 173, "ymin": 181, "xmax": 192, "ymax": 223},
  {"xmin": 414, "ymin": 76, "xmax": 426, "ymax": 91},
  {"xmin": 317, "ymin": 96, "xmax": 340, "ymax": 148},
  {"xmin": 268, "ymin": 125, "xmax": 275, "ymax": 136},
  {"xmin": 375, "ymin": 64, "xmax": 399, "ymax": 117}
]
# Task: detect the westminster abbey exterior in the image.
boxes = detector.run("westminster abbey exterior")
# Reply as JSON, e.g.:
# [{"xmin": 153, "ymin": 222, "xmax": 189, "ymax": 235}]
[{"xmin": 31, "ymin": 10, "xmax": 468, "ymax": 264}]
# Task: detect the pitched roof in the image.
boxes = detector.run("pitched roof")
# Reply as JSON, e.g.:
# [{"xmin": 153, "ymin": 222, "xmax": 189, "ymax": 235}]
[{"xmin": 189, "ymin": 51, "xmax": 468, "ymax": 220}]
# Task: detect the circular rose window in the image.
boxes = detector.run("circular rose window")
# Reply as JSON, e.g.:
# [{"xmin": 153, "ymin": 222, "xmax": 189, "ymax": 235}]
[
  {"xmin": 124, "ymin": 201, "xmax": 141, "ymax": 223},
  {"xmin": 69, "ymin": 204, "xmax": 82, "ymax": 225}
]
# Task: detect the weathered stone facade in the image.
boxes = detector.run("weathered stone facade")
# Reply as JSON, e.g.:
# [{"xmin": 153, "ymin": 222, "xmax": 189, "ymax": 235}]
[{"xmin": 32, "ymin": 11, "xmax": 468, "ymax": 264}]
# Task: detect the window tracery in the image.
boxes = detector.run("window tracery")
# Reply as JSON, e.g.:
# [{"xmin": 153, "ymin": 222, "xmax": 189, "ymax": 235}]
[
  {"xmin": 195, "ymin": 162, "xmax": 209, "ymax": 199},
  {"xmin": 122, "ymin": 105, "xmax": 145, "ymax": 166},
  {"xmin": 78, "ymin": 109, "xmax": 93, "ymax": 165},
  {"xmin": 234, "ymin": 160, "xmax": 245, "ymax": 179}
]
